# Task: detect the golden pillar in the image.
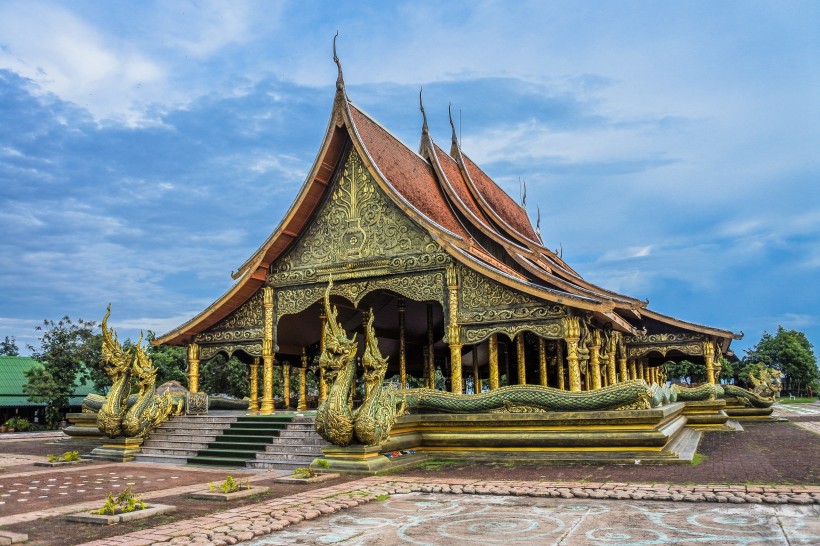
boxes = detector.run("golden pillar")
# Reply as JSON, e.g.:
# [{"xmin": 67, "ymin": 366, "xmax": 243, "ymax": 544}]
[
  {"xmin": 298, "ymin": 348, "xmax": 308, "ymax": 411},
  {"xmin": 446, "ymin": 265, "xmax": 462, "ymax": 394},
  {"xmin": 618, "ymin": 357, "xmax": 628, "ymax": 383},
  {"xmin": 503, "ymin": 344, "xmax": 510, "ymax": 386},
  {"xmin": 427, "ymin": 303, "xmax": 435, "ymax": 390},
  {"xmin": 422, "ymin": 346, "xmax": 430, "ymax": 388},
  {"xmin": 516, "ymin": 333, "xmax": 526, "ymax": 385},
  {"xmin": 283, "ymin": 362, "xmax": 292, "ymax": 409},
  {"xmin": 636, "ymin": 359, "xmax": 644, "ymax": 382},
  {"xmin": 556, "ymin": 343, "xmax": 565, "ymax": 390},
  {"xmin": 538, "ymin": 337, "xmax": 548, "ymax": 387},
  {"xmin": 588, "ymin": 330, "xmax": 602, "ymax": 390},
  {"xmin": 703, "ymin": 341, "xmax": 716, "ymax": 385},
  {"xmin": 606, "ymin": 333, "xmax": 618, "ymax": 385},
  {"xmin": 319, "ymin": 311, "xmax": 327, "ymax": 403},
  {"xmin": 488, "ymin": 334, "xmax": 499, "ymax": 390},
  {"xmin": 249, "ymin": 357, "xmax": 260, "ymax": 411},
  {"xmin": 261, "ymin": 287, "xmax": 275, "ymax": 414},
  {"xmin": 472, "ymin": 348, "xmax": 481, "ymax": 394},
  {"xmin": 629, "ymin": 358, "xmax": 637, "ymax": 380},
  {"xmin": 187, "ymin": 343, "xmax": 200, "ymax": 393},
  {"xmin": 398, "ymin": 300, "xmax": 407, "ymax": 389},
  {"xmin": 562, "ymin": 317, "xmax": 582, "ymax": 392}
]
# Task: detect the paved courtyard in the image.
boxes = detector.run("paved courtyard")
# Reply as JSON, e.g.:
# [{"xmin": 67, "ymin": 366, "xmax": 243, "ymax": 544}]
[
  {"xmin": 0, "ymin": 403, "xmax": 817, "ymax": 545},
  {"xmin": 243, "ymin": 491, "xmax": 820, "ymax": 546}
]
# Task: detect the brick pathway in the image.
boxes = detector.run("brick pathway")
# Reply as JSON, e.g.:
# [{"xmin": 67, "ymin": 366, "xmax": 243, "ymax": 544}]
[{"xmin": 75, "ymin": 476, "xmax": 820, "ymax": 546}]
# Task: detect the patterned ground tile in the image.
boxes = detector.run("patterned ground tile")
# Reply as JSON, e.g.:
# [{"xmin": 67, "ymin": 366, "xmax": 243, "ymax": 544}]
[{"xmin": 242, "ymin": 493, "xmax": 820, "ymax": 546}]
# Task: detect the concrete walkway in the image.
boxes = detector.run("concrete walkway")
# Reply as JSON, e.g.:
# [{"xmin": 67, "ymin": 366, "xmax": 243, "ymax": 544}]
[{"xmin": 75, "ymin": 476, "xmax": 820, "ymax": 546}]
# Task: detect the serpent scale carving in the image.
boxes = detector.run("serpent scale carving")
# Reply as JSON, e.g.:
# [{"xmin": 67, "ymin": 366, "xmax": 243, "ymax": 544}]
[{"xmin": 121, "ymin": 339, "xmax": 183, "ymax": 438}]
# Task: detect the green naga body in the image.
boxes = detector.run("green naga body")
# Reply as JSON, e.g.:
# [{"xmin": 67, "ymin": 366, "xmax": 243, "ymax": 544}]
[{"xmin": 402, "ymin": 379, "xmax": 657, "ymax": 414}]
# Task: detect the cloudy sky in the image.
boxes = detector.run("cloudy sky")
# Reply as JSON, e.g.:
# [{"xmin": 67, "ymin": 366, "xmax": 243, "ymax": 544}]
[{"xmin": 1, "ymin": 1, "xmax": 818, "ymax": 358}]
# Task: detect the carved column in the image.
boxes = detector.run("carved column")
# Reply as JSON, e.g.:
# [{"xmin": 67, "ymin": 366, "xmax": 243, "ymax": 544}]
[
  {"xmin": 606, "ymin": 333, "xmax": 618, "ymax": 385},
  {"xmin": 187, "ymin": 343, "xmax": 200, "ymax": 393},
  {"xmin": 298, "ymin": 348, "xmax": 308, "ymax": 411},
  {"xmin": 472, "ymin": 348, "xmax": 481, "ymax": 394},
  {"xmin": 283, "ymin": 361, "xmax": 292, "ymax": 409},
  {"xmin": 319, "ymin": 311, "xmax": 327, "ymax": 403},
  {"xmin": 516, "ymin": 333, "xmax": 526, "ymax": 385},
  {"xmin": 398, "ymin": 300, "xmax": 407, "ymax": 389},
  {"xmin": 261, "ymin": 287, "xmax": 275, "ymax": 414},
  {"xmin": 422, "ymin": 346, "xmax": 430, "ymax": 389},
  {"xmin": 538, "ymin": 337, "xmax": 548, "ymax": 387},
  {"xmin": 703, "ymin": 341, "xmax": 716, "ymax": 385},
  {"xmin": 427, "ymin": 303, "xmax": 435, "ymax": 390},
  {"xmin": 504, "ymin": 343, "xmax": 510, "ymax": 386},
  {"xmin": 636, "ymin": 359, "xmax": 644, "ymax": 382},
  {"xmin": 556, "ymin": 343, "xmax": 565, "ymax": 390},
  {"xmin": 588, "ymin": 331, "xmax": 601, "ymax": 390},
  {"xmin": 488, "ymin": 334, "xmax": 499, "ymax": 390},
  {"xmin": 713, "ymin": 357, "xmax": 722, "ymax": 384},
  {"xmin": 446, "ymin": 265, "xmax": 463, "ymax": 393},
  {"xmin": 629, "ymin": 358, "xmax": 637, "ymax": 380},
  {"xmin": 562, "ymin": 317, "xmax": 582, "ymax": 392},
  {"xmin": 249, "ymin": 357, "xmax": 260, "ymax": 411}
]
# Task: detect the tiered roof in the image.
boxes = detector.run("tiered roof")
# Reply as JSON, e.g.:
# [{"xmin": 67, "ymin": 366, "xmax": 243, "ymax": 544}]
[{"xmin": 156, "ymin": 65, "xmax": 740, "ymax": 349}]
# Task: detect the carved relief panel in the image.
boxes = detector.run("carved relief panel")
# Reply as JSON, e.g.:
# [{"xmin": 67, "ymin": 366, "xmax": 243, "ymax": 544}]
[
  {"xmin": 269, "ymin": 148, "xmax": 447, "ymax": 287},
  {"xmin": 194, "ymin": 290, "xmax": 263, "ymax": 344}
]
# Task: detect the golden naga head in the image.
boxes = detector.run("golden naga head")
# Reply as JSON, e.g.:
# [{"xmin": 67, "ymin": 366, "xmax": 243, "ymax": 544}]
[{"xmin": 320, "ymin": 277, "xmax": 357, "ymax": 361}]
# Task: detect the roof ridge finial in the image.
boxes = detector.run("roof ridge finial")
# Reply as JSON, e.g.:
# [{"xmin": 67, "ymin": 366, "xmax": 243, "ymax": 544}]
[
  {"xmin": 419, "ymin": 87, "xmax": 428, "ymax": 135},
  {"xmin": 536, "ymin": 205, "xmax": 541, "ymax": 236},
  {"xmin": 448, "ymin": 102, "xmax": 458, "ymax": 146},
  {"xmin": 333, "ymin": 31, "xmax": 344, "ymax": 92}
]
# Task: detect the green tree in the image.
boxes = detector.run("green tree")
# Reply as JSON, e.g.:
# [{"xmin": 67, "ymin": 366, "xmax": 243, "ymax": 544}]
[
  {"xmin": 743, "ymin": 327, "xmax": 819, "ymax": 396},
  {"xmin": 0, "ymin": 335, "xmax": 19, "ymax": 356},
  {"xmin": 664, "ymin": 360, "xmax": 707, "ymax": 384},
  {"xmin": 145, "ymin": 331, "xmax": 187, "ymax": 387},
  {"xmin": 199, "ymin": 355, "xmax": 249, "ymax": 398},
  {"xmin": 23, "ymin": 316, "xmax": 100, "ymax": 428}
]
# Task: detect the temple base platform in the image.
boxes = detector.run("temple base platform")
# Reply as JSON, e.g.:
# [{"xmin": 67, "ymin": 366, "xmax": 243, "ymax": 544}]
[
  {"xmin": 87, "ymin": 437, "xmax": 144, "ymax": 462},
  {"xmin": 680, "ymin": 400, "xmax": 742, "ymax": 431},
  {"xmin": 723, "ymin": 397, "xmax": 783, "ymax": 421},
  {"xmin": 314, "ymin": 402, "xmax": 703, "ymax": 474}
]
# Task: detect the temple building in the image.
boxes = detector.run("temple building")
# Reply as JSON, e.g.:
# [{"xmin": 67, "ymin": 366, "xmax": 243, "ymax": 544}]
[{"xmin": 155, "ymin": 56, "xmax": 741, "ymax": 414}]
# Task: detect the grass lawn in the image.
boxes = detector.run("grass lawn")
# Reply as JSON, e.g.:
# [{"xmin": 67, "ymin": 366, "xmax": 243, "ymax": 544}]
[{"xmin": 776, "ymin": 397, "xmax": 818, "ymax": 404}]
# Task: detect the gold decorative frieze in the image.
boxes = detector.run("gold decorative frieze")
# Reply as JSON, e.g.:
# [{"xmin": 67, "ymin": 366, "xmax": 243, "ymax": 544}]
[
  {"xmin": 624, "ymin": 332, "xmax": 704, "ymax": 345},
  {"xmin": 199, "ymin": 342, "xmax": 263, "ymax": 361},
  {"xmin": 276, "ymin": 271, "xmax": 445, "ymax": 317},
  {"xmin": 463, "ymin": 321, "xmax": 562, "ymax": 344},
  {"xmin": 460, "ymin": 267, "xmax": 538, "ymax": 309},
  {"xmin": 627, "ymin": 343, "xmax": 703, "ymax": 358}
]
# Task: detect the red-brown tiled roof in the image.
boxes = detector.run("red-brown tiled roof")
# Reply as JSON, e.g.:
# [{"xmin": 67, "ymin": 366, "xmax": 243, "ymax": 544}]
[
  {"xmin": 460, "ymin": 153, "xmax": 539, "ymax": 241},
  {"xmin": 433, "ymin": 144, "xmax": 489, "ymax": 225},
  {"xmin": 349, "ymin": 104, "xmax": 469, "ymax": 240}
]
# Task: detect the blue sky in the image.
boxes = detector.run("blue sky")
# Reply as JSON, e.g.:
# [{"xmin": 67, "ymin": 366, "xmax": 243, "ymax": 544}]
[{"xmin": 1, "ymin": 1, "xmax": 818, "ymax": 358}]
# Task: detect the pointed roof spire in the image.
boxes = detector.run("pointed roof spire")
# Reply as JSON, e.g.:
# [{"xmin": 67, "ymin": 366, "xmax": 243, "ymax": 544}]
[
  {"xmin": 419, "ymin": 87, "xmax": 429, "ymax": 135},
  {"xmin": 522, "ymin": 179, "xmax": 527, "ymax": 208},
  {"xmin": 449, "ymin": 102, "xmax": 459, "ymax": 148},
  {"xmin": 333, "ymin": 31, "xmax": 345, "ymax": 92},
  {"xmin": 536, "ymin": 205, "xmax": 541, "ymax": 237}
]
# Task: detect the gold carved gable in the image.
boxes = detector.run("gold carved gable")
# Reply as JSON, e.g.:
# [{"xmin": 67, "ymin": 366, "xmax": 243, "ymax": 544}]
[
  {"xmin": 194, "ymin": 291, "xmax": 263, "ymax": 344},
  {"xmin": 269, "ymin": 149, "xmax": 446, "ymax": 286},
  {"xmin": 458, "ymin": 266, "xmax": 564, "ymax": 324}
]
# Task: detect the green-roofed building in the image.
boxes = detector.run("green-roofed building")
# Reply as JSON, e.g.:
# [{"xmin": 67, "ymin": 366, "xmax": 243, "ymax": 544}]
[{"xmin": 0, "ymin": 355, "xmax": 96, "ymax": 425}]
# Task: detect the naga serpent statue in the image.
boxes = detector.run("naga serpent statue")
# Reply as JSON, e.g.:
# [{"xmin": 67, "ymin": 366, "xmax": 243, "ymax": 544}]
[
  {"xmin": 315, "ymin": 279, "xmax": 359, "ymax": 447},
  {"xmin": 96, "ymin": 305, "xmax": 183, "ymax": 438},
  {"xmin": 314, "ymin": 281, "xmax": 667, "ymax": 448},
  {"xmin": 352, "ymin": 310, "xmax": 406, "ymax": 446},
  {"xmin": 121, "ymin": 339, "xmax": 183, "ymax": 437},
  {"xmin": 673, "ymin": 367, "xmax": 781, "ymax": 408},
  {"xmin": 97, "ymin": 305, "xmax": 133, "ymax": 438}
]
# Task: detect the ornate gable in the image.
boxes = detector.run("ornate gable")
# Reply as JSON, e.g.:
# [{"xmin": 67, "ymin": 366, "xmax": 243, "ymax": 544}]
[{"xmin": 268, "ymin": 148, "xmax": 448, "ymax": 288}]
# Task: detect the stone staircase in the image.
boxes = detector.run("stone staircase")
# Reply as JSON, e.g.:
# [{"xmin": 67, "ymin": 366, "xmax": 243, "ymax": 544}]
[
  {"xmin": 135, "ymin": 414, "xmax": 237, "ymax": 465},
  {"xmin": 247, "ymin": 415, "xmax": 329, "ymax": 471},
  {"xmin": 187, "ymin": 415, "xmax": 297, "ymax": 468}
]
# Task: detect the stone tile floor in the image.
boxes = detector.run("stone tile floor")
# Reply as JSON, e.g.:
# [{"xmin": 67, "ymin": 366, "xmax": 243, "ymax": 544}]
[{"xmin": 243, "ymin": 491, "xmax": 820, "ymax": 546}]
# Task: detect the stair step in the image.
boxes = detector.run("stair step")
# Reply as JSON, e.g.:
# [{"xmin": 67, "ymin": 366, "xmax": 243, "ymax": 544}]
[
  {"xmin": 207, "ymin": 441, "xmax": 271, "ymax": 451},
  {"xmin": 187, "ymin": 456, "xmax": 250, "ymax": 467},
  {"xmin": 140, "ymin": 447, "xmax": 201, "ymax": 457},
  {"xmin": 142, "ymin": 440, "xmax": 210, "ymax": 450}
]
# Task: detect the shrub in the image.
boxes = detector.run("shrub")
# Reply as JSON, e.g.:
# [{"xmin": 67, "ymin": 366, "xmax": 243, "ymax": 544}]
[
  {"xmin": 93, "ymin": 485, "xmax": 146, "ymax": 515},
  {"xmin": 208, "ymin": 475, "xmax": 250, "ymax": 493}
]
